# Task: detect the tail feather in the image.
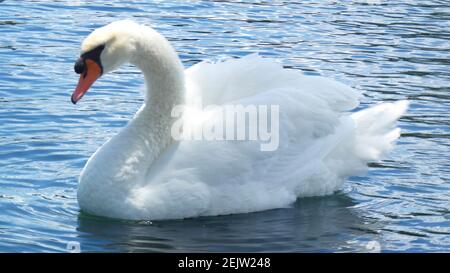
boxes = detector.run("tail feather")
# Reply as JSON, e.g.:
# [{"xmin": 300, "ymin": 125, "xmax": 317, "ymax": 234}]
[
  {"xmin": 322, "ymin": 100, "xmax": 408, "ymax": 181},
  {"xmin": 352, "ymin": 100, "xmax": 409, "ymax": 161}
]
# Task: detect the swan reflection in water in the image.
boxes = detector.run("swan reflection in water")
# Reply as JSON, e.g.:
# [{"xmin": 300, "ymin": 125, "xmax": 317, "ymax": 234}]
[{"xmin": 76, "ymin": 193, "xmax": 383, "ymax": 252}]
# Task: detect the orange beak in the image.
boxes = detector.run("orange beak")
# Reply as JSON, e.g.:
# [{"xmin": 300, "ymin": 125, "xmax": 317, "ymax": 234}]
[{"xmin": 71, "ymin": 59, "xmax": 102, "ymax": 104}]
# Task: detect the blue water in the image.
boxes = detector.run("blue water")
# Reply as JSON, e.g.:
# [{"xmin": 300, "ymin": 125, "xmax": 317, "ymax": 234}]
[{"xmin": 0, "ymin": 0, "xmax": 449, "ymax": 252}]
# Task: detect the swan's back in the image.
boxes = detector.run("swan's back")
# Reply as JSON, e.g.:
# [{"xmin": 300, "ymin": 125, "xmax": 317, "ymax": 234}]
[{"xmin": 186, "ymin": 53, "xmax": 359, "ymax": 111}]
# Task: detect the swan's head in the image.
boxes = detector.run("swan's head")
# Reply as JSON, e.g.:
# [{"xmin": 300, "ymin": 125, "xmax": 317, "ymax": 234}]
[{"xmin": 71, "ymin": 20, "xmax": 140, "ymax": 104}]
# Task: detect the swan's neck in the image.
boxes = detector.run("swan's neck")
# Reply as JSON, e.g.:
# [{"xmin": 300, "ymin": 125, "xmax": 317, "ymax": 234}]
[
  {"xmin": 128, "ymin": 32, "xmax": 185, "ymax": 164},
  {"xmin": 130, "ymin": 44, "xmax": 185, "ymax": 160},
  {"xmin": 136, "ymin": 36, "xmax": 185, "ymax": 113},
  {"xmin": 134, "ymin": 36, "xmax": 185, "ymax": 139},
  {"xmin": 80, "ymin": 32, "xmax": 185, "ymax": 188}
]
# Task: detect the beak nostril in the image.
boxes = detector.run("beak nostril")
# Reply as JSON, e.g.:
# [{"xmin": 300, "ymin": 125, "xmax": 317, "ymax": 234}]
[{"xmin": 74, "ymin": 58, "xmax": 85, "ymax": 74}]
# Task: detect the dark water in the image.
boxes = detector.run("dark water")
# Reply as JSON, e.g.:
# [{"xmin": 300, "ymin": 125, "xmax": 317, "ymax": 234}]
[{"xmin": 0, "ymin": 0, "xmax": 449, "ymax": 252}]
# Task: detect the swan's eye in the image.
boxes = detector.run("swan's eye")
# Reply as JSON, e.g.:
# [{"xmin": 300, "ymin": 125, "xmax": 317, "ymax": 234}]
[
  {"xmin": 74, "ymin": 58, "xmax": 85, "ymax": 74},
  {"xmin": 79, "ymin": 44, "xmax": 105, "ymax": 74}
]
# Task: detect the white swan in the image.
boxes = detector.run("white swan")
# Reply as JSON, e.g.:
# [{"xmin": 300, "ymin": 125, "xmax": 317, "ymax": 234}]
[{"xmin": 72, "ymin": 20, "xmax": 408, "ymax": 220}]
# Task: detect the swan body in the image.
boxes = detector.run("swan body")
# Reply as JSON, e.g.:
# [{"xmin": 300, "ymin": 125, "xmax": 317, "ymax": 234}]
[{"xmin": 73, "ymin": 20, "xmax": 408, "ymax": 220}]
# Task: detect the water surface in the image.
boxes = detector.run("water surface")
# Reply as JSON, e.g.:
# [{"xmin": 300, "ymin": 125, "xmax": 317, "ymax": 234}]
[{"xmin": 0, "ymin": 0, "xmax": 449, "ymax": 252}]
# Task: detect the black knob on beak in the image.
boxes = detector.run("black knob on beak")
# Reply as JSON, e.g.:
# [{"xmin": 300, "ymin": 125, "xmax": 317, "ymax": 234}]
[{"xmin": 74, "ymin": 58, "xmax": 85, "ymax": 74}]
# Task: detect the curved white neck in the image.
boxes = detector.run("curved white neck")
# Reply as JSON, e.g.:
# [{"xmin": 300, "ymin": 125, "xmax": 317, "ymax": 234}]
[
  {"xmin": 133, "ymin": 33, "xmax": 185, "ymax": 110},
  {"xmin": 82, "ymin": 31, "xmax": 185, "ymax": 187},
  {"xmin": 131, "ymin": 37, "xmax": 185, "ymax": 153}
]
